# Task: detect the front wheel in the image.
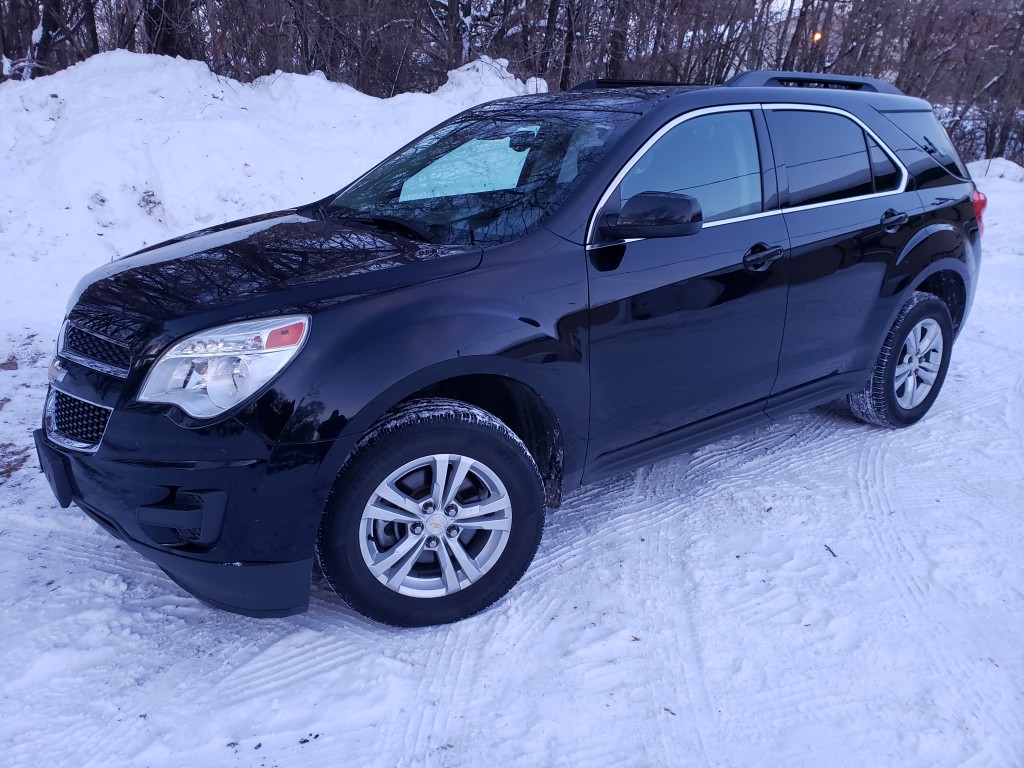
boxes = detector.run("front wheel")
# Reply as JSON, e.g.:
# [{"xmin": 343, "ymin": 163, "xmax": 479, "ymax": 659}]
[
  {"xmin": 848, "ymin": 291, "xmax": 954, "ymax": 428},
  {"xmin": 317, "ymin": 399, "xmax": 545, "ymax": 626}
]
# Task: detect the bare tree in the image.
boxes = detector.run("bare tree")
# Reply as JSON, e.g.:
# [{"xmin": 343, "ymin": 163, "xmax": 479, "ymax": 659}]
[{"xmin": 0, "ymin": 0, "xmax": 1020, "ymax": 163}]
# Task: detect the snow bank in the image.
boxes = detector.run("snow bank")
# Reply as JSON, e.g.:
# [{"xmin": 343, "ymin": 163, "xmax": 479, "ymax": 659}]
[
  {"xmin": 0, "ymin": 51, "xmax": 541, "ymax": 342},
  {"xmin": 434, "ymin": 55, "xmax": 548, "ymax": 105},
  {"xmin": 968, "ymin": 157, "xmax": 1024, "ymax": 182}
]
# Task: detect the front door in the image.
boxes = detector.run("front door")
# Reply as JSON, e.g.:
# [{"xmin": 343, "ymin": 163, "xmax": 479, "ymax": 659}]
[{"xmin": 586, "ymin": 107, "xmax": 789, "ymax": 476}]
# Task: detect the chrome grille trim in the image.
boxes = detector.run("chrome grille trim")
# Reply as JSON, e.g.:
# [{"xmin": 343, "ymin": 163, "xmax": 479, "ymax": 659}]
[
  {"xmin": 61, "ymin": 323, "xmax": 132, "ymax": 378},
  {"xmin": 44, "ymin": 389, "xmax": 112, "ymax": 453}
]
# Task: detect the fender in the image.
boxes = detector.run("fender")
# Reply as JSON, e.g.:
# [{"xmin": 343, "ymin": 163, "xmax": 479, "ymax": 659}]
[{"xmin": 241, "ymin": 227, "xmax": 591, "ymax": 492}]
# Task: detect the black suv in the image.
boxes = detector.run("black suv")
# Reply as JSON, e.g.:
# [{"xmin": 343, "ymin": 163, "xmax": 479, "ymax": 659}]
[{"xmin": 34, "ymin": 71, "xmax": 985, "ymax": 626}]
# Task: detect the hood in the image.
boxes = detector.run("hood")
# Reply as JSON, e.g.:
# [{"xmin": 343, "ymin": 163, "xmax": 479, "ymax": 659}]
[{"xmin": 66, "ymin": 212, "xmax": 482, "ymax": 351}]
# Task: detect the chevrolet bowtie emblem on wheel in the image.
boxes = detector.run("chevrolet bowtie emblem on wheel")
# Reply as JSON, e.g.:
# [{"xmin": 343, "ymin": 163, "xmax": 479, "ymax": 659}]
[{"xmin": 48, "ymin": 358, "xmax": 67, "ymax": 383}]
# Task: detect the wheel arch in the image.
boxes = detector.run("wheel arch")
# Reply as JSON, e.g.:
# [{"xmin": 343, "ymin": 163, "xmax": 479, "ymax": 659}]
[
  {"xmin": 318, "ymin": 358, "xmax": 570, "ymax": 511},
  {"xmin": 912, "ymin": 267, "xmax": 968, "ymax": 335},
  {"xmin": 408, "ymin": 374, "xmax": 565, "ymax": 509}
]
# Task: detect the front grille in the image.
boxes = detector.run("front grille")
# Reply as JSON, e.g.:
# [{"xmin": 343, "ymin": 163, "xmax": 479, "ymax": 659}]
[
  {"xmin": 63, "ymin": 325, "xmax": 132, "ymax": 375},
  {"xmin": 48, "ymin": 390, "xmax": 112, "ymax": 449}
]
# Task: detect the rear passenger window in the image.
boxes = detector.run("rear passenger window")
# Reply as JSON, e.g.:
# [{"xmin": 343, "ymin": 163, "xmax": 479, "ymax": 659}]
[
  {"xmin": 867, "ymin": 135, "xmax": 900, "ymax": 192},
  {"xmin": 773, "ymin": 111, "xmax": 873, "ymax": 207},
  {"xmin": 619, "ymin": 111, "xmax": 762, "ymax": 223}
]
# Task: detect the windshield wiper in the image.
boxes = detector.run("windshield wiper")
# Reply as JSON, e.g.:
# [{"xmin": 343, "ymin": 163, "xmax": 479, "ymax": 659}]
[{"xmin": 321, "ymin": 207, "xmax": 436, "ymax": 244}]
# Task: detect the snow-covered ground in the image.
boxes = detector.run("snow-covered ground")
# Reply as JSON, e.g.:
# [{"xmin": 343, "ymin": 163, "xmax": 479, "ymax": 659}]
[{"xmin": 1, "ymin": 53, "xmax": 1022, "ymax": 767}]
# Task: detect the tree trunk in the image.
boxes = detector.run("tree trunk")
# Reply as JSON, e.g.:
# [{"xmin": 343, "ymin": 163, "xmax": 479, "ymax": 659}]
[
  {"xmin": 782, "ymin": 0, "xmax": 813, "ymax": 71},
  {"xmin": 82, "ymin": 0, "xmax": 99, "ymax": 56},
  {"xmin": 24, "ymin": 0, "xmax": 61, "ymax": 78},
  {"xmin": 606, "ymin": 0, "xmax": 629, "ymax": 79},
  {"xmin": 538, "ymin": 0, "xmax": 561, "ymax": 74},
  {"xmin": 115, "ymin": 0, "xmax": 139, "ymax": 51},
  {"xmin": 559, "ymin": 0, "xmax": 578, "ymax": 89}
]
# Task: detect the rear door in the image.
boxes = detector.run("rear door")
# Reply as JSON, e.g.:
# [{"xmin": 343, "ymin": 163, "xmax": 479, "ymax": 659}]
[
  {"xmin": 765, "ymin": 106, "xmax": 926, "ymax": 397},
  {"xmin": 585, "ymin": 107, "xmax": 789, "ymax": 473}
]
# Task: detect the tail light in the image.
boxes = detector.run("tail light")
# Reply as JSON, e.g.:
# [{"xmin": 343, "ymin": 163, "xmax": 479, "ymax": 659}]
[{"xmin": 972, "ymin": 188, "xmax": 987, "ymax": 238}]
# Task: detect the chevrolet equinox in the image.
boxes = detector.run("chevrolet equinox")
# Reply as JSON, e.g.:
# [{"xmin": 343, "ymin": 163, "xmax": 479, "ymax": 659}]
[{"xmin": 35, "ymin": 70, "xmax": 985, "ymax": 626}]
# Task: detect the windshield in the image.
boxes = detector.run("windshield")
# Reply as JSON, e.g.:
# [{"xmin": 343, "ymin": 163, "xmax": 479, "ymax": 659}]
[{"xmin": 328, "ymin": 106, "xmax": 635, "ymax": 246}]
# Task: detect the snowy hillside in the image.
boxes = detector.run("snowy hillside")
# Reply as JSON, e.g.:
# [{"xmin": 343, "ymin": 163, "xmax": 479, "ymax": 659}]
[{"xmin": 1, "ymin": 54, "xmax": 1022, "ymax": 767}]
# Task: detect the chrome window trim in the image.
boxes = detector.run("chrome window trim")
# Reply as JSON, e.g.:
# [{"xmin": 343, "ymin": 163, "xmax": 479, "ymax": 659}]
[
  {"xmin": 44, "ymin": 387, "xmax": 113, "ymax": 454},
  {"xmin": 586, "ymin": 102, "xmax": 911, "ymax": 248},
  {"xmin": 60, "ymin": 321, "xmax": 132, "ymax": 379},
  {"xmin": 762, "ymin": 102, "xmax": 910, "ymax": 211},
  {"xmin": 702, "ymin": 208, "xmax": 784, "ymax": 228}
]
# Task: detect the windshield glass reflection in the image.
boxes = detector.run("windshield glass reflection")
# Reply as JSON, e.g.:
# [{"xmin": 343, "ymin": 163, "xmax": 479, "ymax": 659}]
[{"xmin": 329, "ymin": 105, "xmax": 637, "ymax": 246}]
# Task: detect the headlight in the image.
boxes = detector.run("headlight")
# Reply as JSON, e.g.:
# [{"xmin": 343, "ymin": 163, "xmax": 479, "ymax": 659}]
[{"xmin": 139, "ymin": 315, "xmax": 310, "ymax": 418}]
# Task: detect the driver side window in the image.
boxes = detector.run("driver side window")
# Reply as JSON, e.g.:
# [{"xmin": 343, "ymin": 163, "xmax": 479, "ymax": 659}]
[{"xmin": 619, "ymin": 111, "xmax": 763, "ymax": 222}]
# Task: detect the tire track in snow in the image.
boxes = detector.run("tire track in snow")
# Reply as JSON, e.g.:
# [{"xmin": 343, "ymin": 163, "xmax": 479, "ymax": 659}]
[
  {"xmin": 67, "ymin": 624, "xmax": 310, "ymax": 767},
  {"xmin": 72, "ymin": 610, "xmax": 398, "ymax": 768},
  {"xmin": 609, "ymin": 481, "xmax": 715, "ymax": 767},
  {"xmin": 656, "ymin": 410, "xmax": 889, "ymax": 758},
  {"xmin": 855, "ymin": 432, "xmax": 1023, "ymax": 763},
  {"xmin": 0, "ymin": 525, "xmax": 171, "ymax": 601},
  {"xmin": 499, "ymin": 471, "xmax": 718, "ymax": 766},
  {"xmin": 396, "ymin": 625, "xmax": 468, "ymax": 760}
]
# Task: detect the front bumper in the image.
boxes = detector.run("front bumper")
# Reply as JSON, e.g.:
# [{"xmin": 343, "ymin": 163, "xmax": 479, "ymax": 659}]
[{"xmin": 34, "ymin": 422, "xmax": 333, "ymax": 618}]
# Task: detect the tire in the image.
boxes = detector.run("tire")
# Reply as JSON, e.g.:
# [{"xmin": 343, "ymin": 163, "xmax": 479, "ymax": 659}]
[
  {"xmin": 317, "ymin": 398, "xmax": 545, "ymax": 627},
  {"xmin": 848, "ymin": 291, "xmax": 953, "ymax": 428}
]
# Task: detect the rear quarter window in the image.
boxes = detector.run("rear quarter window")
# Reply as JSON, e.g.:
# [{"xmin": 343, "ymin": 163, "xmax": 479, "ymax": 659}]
[{"xmin": 880, "ymin": 110, "xmax": 969, "ymax": 180}]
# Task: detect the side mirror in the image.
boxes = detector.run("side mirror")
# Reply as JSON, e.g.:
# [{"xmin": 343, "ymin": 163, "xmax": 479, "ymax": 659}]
[{"xmin": 599, "ymin": 192, "xmax": 703, "ymax": 240}]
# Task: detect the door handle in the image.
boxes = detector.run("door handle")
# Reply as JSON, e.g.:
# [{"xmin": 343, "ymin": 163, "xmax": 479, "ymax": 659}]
[
  {"xmin": 881, "ymin": 209, "xmax": 909, "ymax": 233},
  {"xmin": 742, "ymin": 243, "xmax": 785, "ymax": 272}
]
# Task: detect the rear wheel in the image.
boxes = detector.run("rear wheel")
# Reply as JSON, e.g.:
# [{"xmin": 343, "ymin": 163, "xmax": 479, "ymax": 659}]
[
  {"xmin": 848, "ymin": 291, "xmax": 953, "ymax": 428},
  {"xmin": 317, "ymin": 399, "xmax": 545, "ymax": 626}
]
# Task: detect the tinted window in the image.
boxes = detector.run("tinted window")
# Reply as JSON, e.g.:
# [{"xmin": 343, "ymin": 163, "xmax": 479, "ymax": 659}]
[
  {"xmin": 773, "ymin": 111, "xmax": 873, "ymax": 207},
  {"xmin": 619, "ymin": 111, "xmax": 762, "ymax": 222},
  {"xmin": 867, "ymin": 135, "xmax": 900, "ymax": 192},
  {"xmin": 881, "ymin": 110, "xmax": 969, "ymax": 179}
]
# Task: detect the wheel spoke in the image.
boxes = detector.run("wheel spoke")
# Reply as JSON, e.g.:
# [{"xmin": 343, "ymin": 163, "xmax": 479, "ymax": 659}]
[
  {"xmin": 458, "ymin": 516, "xmax": 512, "ymax": 532},
  {"xmin": 903, "ymin": 331, "xmax": 919, "ymax": 357},
  {"xmin": 441, "ymin": 455, "xmax": 474, "ymax": 509},
  {"xmin": 385, "ymin": 536, "xmax": 428, "ymax": 590},
  {"xmin": 894, "ymin": 363, "xmax": 913, "ymax": 388},
  {"xmin": 918, "ymin": 324, "xmax": 941, "ymax": 356},
  {"xmin": 444, "ymin": 536, "xmax": 483, "ymax": 582},
  {"xmin": 436, "ymin": 540, "xmax": 461, "ymax": 594},
  {"xmin": 429, "ymin": 454, "xmax": 450, "ymax": 508},
  {"xmin": 911, "ymin": 374, "xmax": 930, "ymax": 407},
  {"xmin": 900, "ymin": 371, "xmax": 917, "ymax": 407},
  {"xmin": 916, "ymin": 365, "xmax": 938, "ymax": 386},
  {"xmin": 369, "ymin": 531, "xmax": 423, "ymax": 578},
  {"xmin": 376, "ymin": 483, "xmax": 423, "ymax": 515},
  {"xmin": 366, "ymin": 500, "xmax": 422, "ymax": 524},
  {"xmin": 456, "ymin": 495, "xmax": 511, "ymax": 521}
]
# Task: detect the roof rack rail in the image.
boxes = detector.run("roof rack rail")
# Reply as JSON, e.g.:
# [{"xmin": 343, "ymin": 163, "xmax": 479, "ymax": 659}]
[
  {"xmin": 571, "ymin": 78, "xmax": 697, "ymax": 91},
  {"xmin": 724, "ymin": 70, "xmax": 903, "ymax": 95}
]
